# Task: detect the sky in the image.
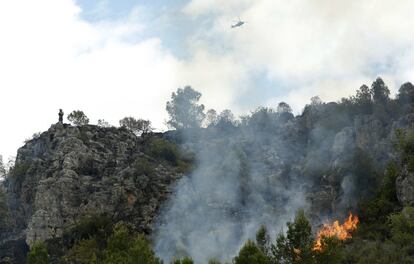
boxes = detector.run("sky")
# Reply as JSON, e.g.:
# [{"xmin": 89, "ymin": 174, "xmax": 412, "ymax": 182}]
[{"xmin": 2, "ymin": 0, "xmax": 414, "ymax": 159}]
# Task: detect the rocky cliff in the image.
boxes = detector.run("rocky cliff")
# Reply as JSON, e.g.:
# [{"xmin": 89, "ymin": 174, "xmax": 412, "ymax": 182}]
[{"xmin": 0, "ymin": 123, "xmax": 185, "ymax": 263}]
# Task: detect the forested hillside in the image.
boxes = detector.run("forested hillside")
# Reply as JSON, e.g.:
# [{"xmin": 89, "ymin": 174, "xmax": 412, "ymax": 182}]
[{"xmin": 1, "ymin": 78, "xmax": 414, "ymax": 263}]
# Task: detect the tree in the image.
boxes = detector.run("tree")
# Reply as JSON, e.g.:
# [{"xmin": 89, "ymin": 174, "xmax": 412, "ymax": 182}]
[
  {"xmin": 97, "ymin": 119, "xmax": 111, "ymax": 128},
  {"xmin": 256, "ymin": 225, "xmax": 270, "ymax": 255},
  {"xmin": 216, "ymin": 109, "xmax": 237, "ymax": 131},
  {"xmin": 356, "ymin": 85, "xmax": 372, "ymax": 103},
  {"xmin": 272, "ymin": 209, "xmax": 314, "ymax": 264},
  {"xmin": 0, "ymin": 155, "xmax": 5, "ymax": 180},
  {"xmin": 310, "ymin": 96, "xmax": 322, "ymax": 107},
  {"xmin": 371, "ymin": 77, "xmax": 390, "ymax": 103},
  {"xmin": 277, "ymin": 102, "xmax": 294, "ymax": 123},
  {"xmin": 171, "ymin": 257, "xmax": 194, "ymax": 264},
  {"xmin": 353, "ymin": 84, "xmax": 373, "ymax": 114},
  {"xmin": 398, "ymin": 82, "xmax": 414, "ymax": 104},
  {"xmin": 27, "ymin": 242, "xmax": 48, "ymax": 264},
  {"xmin": 204, "ymin": 109, "xmax": 218, "ymax": 127},
  {"xmin": 102, "ymin": 224, "xmax": 162, "ymax": 264},
  {"xmin": 166, "ymin": 86, "xmax": 205, "ymax": 129},
  {"xmin": 119, "ymin": 117, "xmax": 153, "ymax": 135},
  {"xmin": 68, "ymin": 110, "xmax": 89, "ymax": 126},
  {"xmin": 277, "ymin": 102, "xmax": 292, "ymax": 113},
  {"xmin": 233, "ymin": 240, "xmax": 270, "ymax": 264}
]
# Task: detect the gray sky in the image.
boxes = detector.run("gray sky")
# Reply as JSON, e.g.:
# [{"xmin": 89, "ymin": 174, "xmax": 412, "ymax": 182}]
[{"xmin": 2, "ymin": 0, "xmax": 414, "ymax": 159}]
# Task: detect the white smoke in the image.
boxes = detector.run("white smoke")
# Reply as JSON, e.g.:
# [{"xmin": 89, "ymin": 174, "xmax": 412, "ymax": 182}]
[{"xmin": 154, "ymin": 122, "xmax": 310, "ymax": 263}]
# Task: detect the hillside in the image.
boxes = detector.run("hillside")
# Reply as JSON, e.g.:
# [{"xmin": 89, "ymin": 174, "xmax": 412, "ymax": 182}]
[
  {"xmin": 1, "ymin": 78, "xmax": 414, "ymax": 263},
  {"xmin": 0, "ymin": 124, "xmax": 188, "ymax": 263}
]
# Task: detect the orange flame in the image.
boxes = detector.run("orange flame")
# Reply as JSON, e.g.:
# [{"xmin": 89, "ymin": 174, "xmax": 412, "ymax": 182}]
[{"xmin": 313, "ymin": 212, "xmax": 359, "ymax": 251}]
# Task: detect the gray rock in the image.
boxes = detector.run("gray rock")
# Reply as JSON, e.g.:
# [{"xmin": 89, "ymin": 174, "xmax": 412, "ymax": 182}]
[
  {"xmin": 2, "ymin": 123, "xmax": 183, "ymax": 260},
  {"xmin": 396, "ymin": 167, "xmax": 414, "ymax": 206}
]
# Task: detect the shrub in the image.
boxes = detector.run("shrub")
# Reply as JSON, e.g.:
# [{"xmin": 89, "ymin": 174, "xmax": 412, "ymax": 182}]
[
  {"xmin": 234, "ymin": 240, "xmax": 270, "ymax": 264},
  {"xmin": 119, "ymin": 117, "xmax": 153, "ymax": 135},
  {"xmin": 27, "ymin": 242, "xmax": 48, "ymax": 264},
  {"xmin": 147, "ymin": 138, "xmax": 180, "ymax": 166},
  {"xmin": 134, "ymin": 158, "xmax": 155, "ymax": 177},
  {"xmin": 68, "ymin": 110, "xmax": 90, "ymax": 126}
]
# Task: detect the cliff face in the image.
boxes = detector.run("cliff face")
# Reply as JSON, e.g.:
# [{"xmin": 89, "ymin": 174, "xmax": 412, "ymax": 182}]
[{"xmin": 1, "ymin": 124, "xmax": 184, "ymax": 263}]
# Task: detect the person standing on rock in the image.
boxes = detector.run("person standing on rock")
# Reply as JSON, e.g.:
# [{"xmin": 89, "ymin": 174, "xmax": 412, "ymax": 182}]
[{"xmin": 58, "ymin": 109, "xmax": 64, "ymax": 123}]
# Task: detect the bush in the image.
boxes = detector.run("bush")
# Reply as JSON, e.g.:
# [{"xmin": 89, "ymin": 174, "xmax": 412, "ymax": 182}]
[
  {"xmin": 134, "ymin": 158, "xmax": 155, "ymax": 177},
  {"xmin": 147, "ymin": 138, "xmax": 180, "ymax": 166},
  {"xmin": 68, "ymin": 110, "xmax": 90, "ymax": 126},
  {"xmin": 63, "ymin": 222, "xmax": 162, "ymax": 264},
  {"xmin": 66, "ymin": 215, "xmax": 112, "ymax": 247},
  {"xmin": 233, "ymin": 240, "xmax": 270, "ymax": 264},
  {"xmin": 119, "ymin": 117, "xmax": 153, "ymax": 135},
  {"xmin": 0, "ymin": 188, "xmax": 13, "ymax": 232},
  {"xmin": 27, "ymin": 242, "xmax": 48, "ymax": 264}
]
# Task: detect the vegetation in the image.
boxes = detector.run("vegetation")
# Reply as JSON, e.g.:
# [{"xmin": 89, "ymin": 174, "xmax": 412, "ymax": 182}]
[
  {"xmin": 119, "ymin": 117, "xmax": 153, "ymax": 135},
  {"xmin": 97, "ymin": 119, "xmax": 111, "ymax": 127},
  {"xmin": 27, "ymin": 242, "xmax": 49, "ymax": 264},
  {"xmin": 171, "ymin": 256, "xmax": 195, "ymax": 264},
  {"xmin": 68, "ymin": 110, "xmax": 90, "ymax": 126},
  {"xmin": 166, "ymin": 86, "xmax": 205, "ymax": 129},
  {"xmin": 59, "ymin": 220, "xmax": 162, "ymax": 264},
  {"xmin": 0, "ymin": 187, "xmax": 13, "ymax": 232},
  {"xmin": 8, "ymin": 77, "xmax": 414, "ymax": 262},
  {"xmin": 145, "ymin": 138, "xmax": 181, "ymax": 166}
]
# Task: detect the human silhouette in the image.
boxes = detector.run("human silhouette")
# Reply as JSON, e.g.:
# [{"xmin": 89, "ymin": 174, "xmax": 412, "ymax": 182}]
[{"xmin": 58, "ymin": 109, "xmax": 64, "ymax": 123}]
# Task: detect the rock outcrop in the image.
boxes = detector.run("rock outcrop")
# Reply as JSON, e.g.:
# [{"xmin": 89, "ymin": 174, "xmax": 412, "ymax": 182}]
[
  {"xmin": 396, "ymin": 167, "xmax": 414, "ymax": 206},
  {"xmin": 1, "ymin": 123, "xmax": 184, "ymax": 263}
]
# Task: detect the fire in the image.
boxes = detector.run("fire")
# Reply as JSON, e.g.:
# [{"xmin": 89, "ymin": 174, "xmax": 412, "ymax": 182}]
[{"xmin": 313, "ymin": 212, "xmax": 359, "ymax": 251}]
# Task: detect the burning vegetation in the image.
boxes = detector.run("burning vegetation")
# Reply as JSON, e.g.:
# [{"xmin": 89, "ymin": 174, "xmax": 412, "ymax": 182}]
[{"xmin": 313, "ymin": 213, "xmax": 359, "ymax": 251}]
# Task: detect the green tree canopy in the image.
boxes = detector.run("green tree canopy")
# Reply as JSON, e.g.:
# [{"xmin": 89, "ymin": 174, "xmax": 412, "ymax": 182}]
[
  {"xmin": 119, "ymin": 117, "xmax": 153, "ymax": 135},
  {"xmin": 27, "ymin": 242, "xmax": 48, "ymax": 264},
  {"xmin": 233, "ymin": 240, "xmax": 270, "ymax": 264},
  {"xmin": 272, "ymin": 209, "xmax": 314, "ymax": 264},
  {"xmin": 166, "ymin": 86, "xmax": 205, "ymax": 130},
  {"xmin": 371, "ymin": 77, "xmax": 390, "ymax": 103},
  {"xmin": 68, "ymin": 110, "xmax": 90, "ymax": 126}
]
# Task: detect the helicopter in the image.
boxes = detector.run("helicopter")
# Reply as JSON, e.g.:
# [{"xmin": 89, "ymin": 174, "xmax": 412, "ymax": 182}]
[{"xmin": 231, "ymin": 17, "xmax": 246, "ymax": 28}]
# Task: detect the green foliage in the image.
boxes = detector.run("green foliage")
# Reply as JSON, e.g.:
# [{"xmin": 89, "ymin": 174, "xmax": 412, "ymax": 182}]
[
  {"xmin": 233, "ymin": 240, "xmax": 270, "ymax": 264},
  {"xmin": 357, "ymin": 162, "xmax": 400, "ymax": 240},
  {"xmin": 256, "ymin": 225, "xmax": 270, "ymax": 255},
  {"xmin": 166, "ymin": 86, "xmax": 205, "ymax": 129},
  {"xmin": 208, "ymin": 259, "xmax": 222, "ymax": 264},
  {"xmin": 398, "ymin": 82, "xmax": 414, "ymax": 105},
  {"xmin": 68, "ymin": 110, "xmax": 90, "ymax": 126},
  {"xmin": 119, "ymin": 117, "xmax": 153, "ymax": 135},
  {"xmin": 102, "ymin": 224, "xmax": 162, "ymax": 264},
  {"xmin": 9, "ymin": 161, "xmax": 29, "ymax": 187},
  {"xmin": 395, "ymin": 129, "xmax": 414, "ymax": 171},
  {"xmin": 147, "ymin": 138, "xmax": 180, "ymax": 166},
  {"xmin": 371, "ymin": 77, "xmax": 390, "ymax": 103},
  {"xmin": 171, "ymin": 256, "xmax": 194, "ymax": 264},
  {"xmin": 134, "ymin": 158, "xmax": 155, "ymax": 177},
  {"xmin": 389, "ymin": 207, "xmax": 414, "ymax": 248},
  {"xmin": 64, "ymin": 238, "xmax": 99, "ymax": 264},
  {"xmin": 0, "ymin": 187, "xmax": 13, "ymax": 232},
  {"xmin": 272, "ymin": 209, "xmax": 314, "ymax": 264},
  {"xmin": 67, "ymin": 215, "xmax": 112, "ymax": 246},
  {"xmin": 351, "ymin": 148, "xmax": 379, "ymax": 199},
  {"xmin": 27, "ymin": 242, "xmax": 49, "ymax": 264},
  {"xmin": 63, "ymin": 222, "xmax": 162, "ymax": 264}
]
